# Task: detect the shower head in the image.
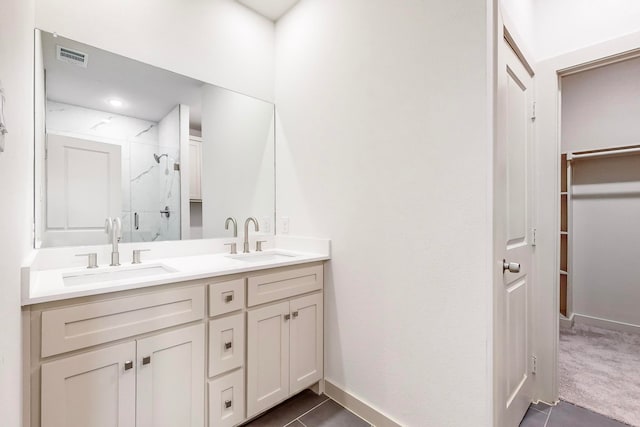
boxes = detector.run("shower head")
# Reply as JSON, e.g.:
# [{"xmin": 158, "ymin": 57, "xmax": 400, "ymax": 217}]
[{"xmin": 153, "ymin": 153, "xmax": 168, "ymax": 163}]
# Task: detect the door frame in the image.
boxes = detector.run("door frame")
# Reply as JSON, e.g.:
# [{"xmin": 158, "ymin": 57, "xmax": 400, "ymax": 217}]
[{"xmin": 533, "ymin": 29, "xmax": 640, "ymax": 404}]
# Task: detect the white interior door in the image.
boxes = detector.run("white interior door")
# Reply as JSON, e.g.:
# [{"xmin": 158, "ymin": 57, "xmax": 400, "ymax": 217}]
[
  {"xmin": 45, "ymin": 133, "xmax": 121, "ymax": 246},
  {"xmin": 494, "ymin": 24, "xmax": 536, "ymax": 427}
]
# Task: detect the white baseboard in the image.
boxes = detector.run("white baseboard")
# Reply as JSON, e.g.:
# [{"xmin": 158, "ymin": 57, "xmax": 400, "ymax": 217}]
[
  {"xmin": 324, "ymin": 380, "xmax": 402, "ymax": 427},
  {"xmin": 573, "ymin": 313, "xmax": 640, "ymax": 334},
  {"xmin": 559, "ymin": 313, "xmax": 574, "ymax": 330}
]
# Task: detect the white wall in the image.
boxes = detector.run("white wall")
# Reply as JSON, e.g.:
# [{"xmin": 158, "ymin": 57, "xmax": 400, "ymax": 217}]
[
  {"xmin": 571, "ymin": 155, "xmax": 640, "ymax": 328},
  {"xmin": 500, "ymin": 0, "xmax": 535, "ymax": 51},
  {"xmin": 275, "ymin": 1, "xmax": 493, "ymax": 425},
  {"xmin": 562, "ymin": 56, "xmax": 640, "ymax": 153},
  {"xmin": 533, "ymin": 0, "xmax": 640, "ymax": 60},
  {"xmin": 502, "ymin": 0, "xmax": 640, "ymax": 61},
  {"xmin": 0, "ymin": 0, "xmax": 35, "ymax": 425},
  {"xmin": 34, "ymin": 0, "xmax": 275, "ymax": 102}
]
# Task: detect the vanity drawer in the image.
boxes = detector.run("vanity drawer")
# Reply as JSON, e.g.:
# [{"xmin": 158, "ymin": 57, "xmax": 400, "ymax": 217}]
[
  {"xmin": 209, "ymin": 313, "xmax": 244, "ymax": 378},
  {"xmin": 209, "ymin": 279, "xmax": 244, "ymax": 317},
  {"xmin": 209, "ymin": 369, "xmax": 245, "ymax": 427},
  {"xmin": 41, "ymin": 286, "xmax": 205, "ymax": 357},
  {"xmin": 247, "ymin": 264, "xmax": 323, "ymax": 307}
]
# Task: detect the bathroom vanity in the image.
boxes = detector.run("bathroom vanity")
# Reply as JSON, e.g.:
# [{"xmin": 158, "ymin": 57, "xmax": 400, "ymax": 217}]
[
  {"xmin": 25, "ymin": 27, "xmax": 329, "ymax": 427},
  {"xmin": 22, "ymin": 241, "xmax": 329, "ymax": 427}
]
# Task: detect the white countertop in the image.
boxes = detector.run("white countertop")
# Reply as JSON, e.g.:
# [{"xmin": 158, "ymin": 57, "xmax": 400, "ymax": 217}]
[{"xmin": 23, "ymin": 242, "xmax": 330, "ymax": 305}]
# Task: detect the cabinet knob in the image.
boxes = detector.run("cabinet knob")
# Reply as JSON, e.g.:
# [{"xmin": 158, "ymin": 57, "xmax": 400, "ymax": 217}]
[
  {"xmin": 142, "ymin": 356, "xmax": 151, "ymax": 365},
  {"xmin": 224, "ymin": 341, "xmax": 232, "ymax": 350},
  {"xmin": 284, "ymin": 314, "xmax": 291, "ymax": 321},
  {"xmin": 224, "ymin": 294, "xmax": 233, "ymax": 303},
  {"xmin": 124, "ymin": 360, "xmax": 133, "ymax": 371},
  {"xmin": 224, "ymin": 400, "xmax": 232, "ymax": 409},
  {"xmin": 292, "ymin": 311, "xmax": 299, "ymax": 318}
]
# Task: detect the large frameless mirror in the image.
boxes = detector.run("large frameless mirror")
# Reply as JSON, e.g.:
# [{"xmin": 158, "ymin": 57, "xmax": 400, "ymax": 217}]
[{"xmin": 34, "ymin": 30, "xmax": 275, "ymax": 248}]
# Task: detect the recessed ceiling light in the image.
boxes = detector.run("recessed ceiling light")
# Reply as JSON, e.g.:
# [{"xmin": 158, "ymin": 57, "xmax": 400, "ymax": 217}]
[{"xmin": 108, "ymin": 99, "xmax": 123, "ymax": 108}]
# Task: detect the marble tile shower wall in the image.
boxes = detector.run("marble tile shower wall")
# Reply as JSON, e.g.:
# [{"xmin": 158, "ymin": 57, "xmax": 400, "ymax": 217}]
[{"xmin": 46, "ymin": 101, "xmax": 181, "ymax": 243}]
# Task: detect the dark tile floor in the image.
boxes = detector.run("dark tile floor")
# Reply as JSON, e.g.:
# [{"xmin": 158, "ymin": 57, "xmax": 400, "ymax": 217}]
[
  {"xmin": 520, "ymin": 401, "xmax": 630, "ymax": 427},
  {"xmin": 242, "ymin": 389, "xmax": 372, "ymax": 427},
  {"xmin": 247, "ymin": 392, "xmax": 631, "ymax": 427}
]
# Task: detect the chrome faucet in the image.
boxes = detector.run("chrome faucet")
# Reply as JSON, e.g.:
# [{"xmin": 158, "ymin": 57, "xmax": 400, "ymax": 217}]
[
  {"xmin": 105, "ymin": 217, "xmax": 122, "ymax": 266},
  {"xmin": 243, "ymin": 217, "xmax": 259, "ymax": 253},
  {"xmin": 225, "ymin": 217, "xmax": 238, "ymax": 237},
  {"xmin": 224, "ymin": 217, "xmax": 238, "ymax": 254}
]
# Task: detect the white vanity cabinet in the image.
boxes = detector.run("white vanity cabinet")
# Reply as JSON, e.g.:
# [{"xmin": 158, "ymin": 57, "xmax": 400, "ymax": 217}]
[
  {"xmin": 27, "ymin": 261, "xmax": 325, "ymax": 427},
  {"xmin": 41, "ymin": 324, "xmax": 204, "ymax": 427},
  {"xmin": 246, "ymin": 266, "xmax": 324, "ymax": 418},
  {"xmin": 31, "ymin": 284, "xmax": 206, "ymax": 427}
]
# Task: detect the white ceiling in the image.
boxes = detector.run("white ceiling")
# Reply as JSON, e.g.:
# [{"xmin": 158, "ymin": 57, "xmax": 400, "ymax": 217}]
[
  {"xmin": 42, "ymin": 32, "xmax": 204, "ymax": 129},
  {"xmin": 236, "ymin": 0, "xmax": 300, "ymax": 21}
]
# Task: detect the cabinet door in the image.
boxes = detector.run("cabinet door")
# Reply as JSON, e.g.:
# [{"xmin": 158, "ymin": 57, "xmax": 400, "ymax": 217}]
[
  {"xmin": 41, "ymin": 341, "xmax": 136, "ymax": 427},
  {"xmin": 247, "ymin": 301, "xmax": 290, "ymax": 418},
  {"xmin": 289, "ymin": 293, "xmax": 323, "ymax": 394},
  {"xmin": 189, "ymin": 139, "xmax": 202, "ymax": 200},
  {"xmin": 136, "ymin": 324, "xmax": 205, "ymax": 427}
]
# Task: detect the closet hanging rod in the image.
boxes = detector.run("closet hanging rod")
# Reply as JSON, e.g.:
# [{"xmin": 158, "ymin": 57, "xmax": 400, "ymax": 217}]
[{"xmin": 568, "ymin": 146, "xmax": 640, "ymax": 161}]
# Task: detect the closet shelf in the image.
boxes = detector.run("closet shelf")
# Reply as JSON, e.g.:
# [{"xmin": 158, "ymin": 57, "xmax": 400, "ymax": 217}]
[
  {"xmin": 560, "ymin": 231, "xmax": 568, "ymax": 235},
  {"xmin": 560, "ymin": 270, "xmax": 568, "ymax": 276}
]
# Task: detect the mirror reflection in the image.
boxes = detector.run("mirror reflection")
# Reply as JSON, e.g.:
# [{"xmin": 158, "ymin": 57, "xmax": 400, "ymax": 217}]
[{"xmin": 35, "ymin": 30, "xmax": 275, "ymax": 248}]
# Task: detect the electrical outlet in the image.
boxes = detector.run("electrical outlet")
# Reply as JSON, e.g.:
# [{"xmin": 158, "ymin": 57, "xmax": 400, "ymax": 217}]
[
  {"xmin": 262, "ymin": 217, "xmax": 271, "ymax": 233},
  {"xmin": 281, "ymin": 217, "xmax": 290, "ymax": 234}
]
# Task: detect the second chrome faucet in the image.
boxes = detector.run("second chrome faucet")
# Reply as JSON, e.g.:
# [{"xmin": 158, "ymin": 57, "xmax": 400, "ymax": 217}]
[
  {"xmin": 243, "ymin": 217, "xmax": 259, "ymax": 253},
  {"xmin": 223, "ymin": 216, "xmax": 262, "ymax": 254},
  {"xmin": 224, "ymin": 217, "xmax": 238, "ymax": 254}
]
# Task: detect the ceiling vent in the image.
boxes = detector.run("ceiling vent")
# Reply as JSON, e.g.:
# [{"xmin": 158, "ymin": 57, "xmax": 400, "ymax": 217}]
[{"xmin": 56, "ymin": 45, "xmax": 88, "ymax": 68}]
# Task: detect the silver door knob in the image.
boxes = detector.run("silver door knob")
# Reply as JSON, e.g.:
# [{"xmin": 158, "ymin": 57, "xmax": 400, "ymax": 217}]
[{"xmin": 503, "ymin": 260, "xmax": 521, "ymax": 273}]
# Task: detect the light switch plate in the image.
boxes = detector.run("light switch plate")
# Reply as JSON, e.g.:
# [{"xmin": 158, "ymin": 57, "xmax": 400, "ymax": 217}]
[{"xmin": 281, "ymin": 217, "xmax": 290, "ymax": 234}]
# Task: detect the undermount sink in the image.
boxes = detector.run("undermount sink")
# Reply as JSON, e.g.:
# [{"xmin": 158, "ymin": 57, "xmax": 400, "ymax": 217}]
[
  {"xmin": 62, "ymin": 264, "xmax": 176, "ymax": 287},
  {"xmin": 227, "ymin": 251, "xmax": 298, "ymax": 264}
]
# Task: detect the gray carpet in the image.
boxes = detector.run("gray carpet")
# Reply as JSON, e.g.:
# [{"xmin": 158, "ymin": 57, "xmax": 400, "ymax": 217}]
[{"xmin": 559, "ymin": 323, "xmax": 640, "ymax": 426}]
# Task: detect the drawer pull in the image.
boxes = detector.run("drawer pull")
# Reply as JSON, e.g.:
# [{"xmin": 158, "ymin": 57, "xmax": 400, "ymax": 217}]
[
  {"xmin": 284, "ymin": 313, "xmax": 291, "ymax": 321},
  {"xmin": 225, "ymin": 294, "xmax": 233, "ymax": 303},
  {"xmin": 292, "ymin": 311, "xmax": 299, "ymax": 318},
  {"xmin": 224, "ymin": 341, "xmax": 232, "ymax": 350},
  {"xmin": 124, "ymin": 360, "xmax": 133, "ymax": 371},
  {"xmin": 142, "ymin": 356, "xmax": 151, "ymax": 365},
  {"xmin": 224, "ymin": 400, "xmax": 232, "ymax": 409}
]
